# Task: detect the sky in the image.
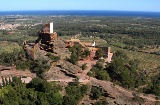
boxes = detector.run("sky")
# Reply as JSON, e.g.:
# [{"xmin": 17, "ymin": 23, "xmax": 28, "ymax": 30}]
[{"xmin": 0, "ymin": 0, "xmax": 160, "ymax": 12}]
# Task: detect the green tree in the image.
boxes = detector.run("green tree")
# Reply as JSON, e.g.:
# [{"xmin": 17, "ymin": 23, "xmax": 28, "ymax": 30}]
[
  {"xmin": 107, "ymin": 51, "xmax": 143, "ymax": 89},
  {"xmin": 81, "ymin": 49, "xmax": 90, "ymax": 58},
  {"xmin": 95, "ymin": 49, "xmax": 103, "ymax": 59},
  {"xmin": 80, "ymin": 84, "xmax": 88, "ymax": 94},
  {"xmin": 63, "ymin": 95, "xmax": 77, "ymax": 105},
  {"xmin": 11, "ymin": 77, "xmax": 23, "ymax": 87},
  {"xmin": 90, "ymin": 86, "xmax": 102, "ymax": 100},
  {"xmin": 63, "ymin": 83, "xmax": 88, "ymax": 105},
  {"xmin": 26, "ymin": 78, "xmax": 42, "ymax": 92},
  {"xmin": 8, "ymin": 77, "xmax": 12, "ymax": 85},
  {"xmin": 41, "ymin": 80, "xmax": 52, "ymax": 93},
  {"xmin": 37, "ymin": 92, "xmax": 49, "ymax": 105},
  {"xmin": 47, "ymin": 92, "xmax": 63, "ymax": 105},
  {"xmin": 2, "ymin": 77, "xmax": 6, "ymax": 87},
  {"xmin": 5, "ymin": 78, "xmax": 9, "ymax": 86},
  {"xmin": 70, "ymin": 51, "xmax": 79, "ymax": 64},
  {"xmin": 69, "ymin": 45, "xmax": 82, "ymax": 64},
  {"xmin": 145, "ymin": 73, "xmax": 160, "ymax": 96},
  {"xmin": 81, "ymin": 63, "xmax": 87, "ymax": 70},
  {"xmin": 96, "ymin": 70, "xmax": 110, "ymax": 80},
  {"xmin": 90, "ymin": 61, "xmax": 110, "ymax": 81}
]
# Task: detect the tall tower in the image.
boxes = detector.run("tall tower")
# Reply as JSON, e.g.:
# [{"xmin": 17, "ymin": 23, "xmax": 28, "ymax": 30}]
[{"xmin": 50, "ymin": 22, "xmax": 54, "ymax": 33}]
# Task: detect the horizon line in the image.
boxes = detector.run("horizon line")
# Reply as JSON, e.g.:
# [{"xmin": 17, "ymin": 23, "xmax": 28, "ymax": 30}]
[{"xmin": 0, "ymin": 10, "xmax": 160, "ymax": 13}]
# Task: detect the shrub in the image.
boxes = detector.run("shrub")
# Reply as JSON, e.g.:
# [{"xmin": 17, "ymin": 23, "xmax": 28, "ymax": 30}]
[{"xmin": 81, "ymin": 63, "xmax": 87, "ymax": 70}]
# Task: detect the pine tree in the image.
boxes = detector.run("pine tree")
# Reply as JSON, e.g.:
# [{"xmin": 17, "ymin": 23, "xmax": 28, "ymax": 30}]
[
  {"xmin": 5, "ymin": 78, "xmax": 8, "ymax": 86},
  {"xmin": 1, "ymin": 76, "xmax": 5, "ymax": 87},
  {"xmin": 8, "ymin": 76, "xmax": 12, "ymax": 84},
  {"xmin": 0, "ymin": 84, "xmax": 2, "ymax": 89}
]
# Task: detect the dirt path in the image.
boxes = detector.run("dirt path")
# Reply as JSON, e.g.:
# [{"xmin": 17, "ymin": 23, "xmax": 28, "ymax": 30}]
[
  {"xmin": 47, "ymin": 78, "xmax": 73, "ymax": 83},
  {"xmin": 77, "ymin": 59, "xmax": 97, "ymax": 82}
]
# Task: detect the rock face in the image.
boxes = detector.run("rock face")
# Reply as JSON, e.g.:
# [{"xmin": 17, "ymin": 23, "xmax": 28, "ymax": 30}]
[
  {"xmin": 44, "ymin": 60, "xmax": 82, "ymax": 81},
  {"xmin": 41, "ymin": 39, "xmax": 71, "ymax": 59},
  {"xmin": 24, "ymin": 23, "xmax": 81, "ymax": 77},
  {"xmin": 25, "ymin": 23, "xmax": 70, "ymax": 60},
  {"xmin": 59, "ymin": 60, "xmax": 82, "ymax": 74}
]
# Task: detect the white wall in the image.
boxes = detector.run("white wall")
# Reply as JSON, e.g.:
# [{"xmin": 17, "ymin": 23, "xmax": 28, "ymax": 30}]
[{"xmin": 50, "ymin": 22, "xmax": 54, "ymax": 33}]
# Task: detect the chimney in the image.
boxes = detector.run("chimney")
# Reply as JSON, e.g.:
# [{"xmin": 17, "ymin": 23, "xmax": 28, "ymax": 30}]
[{"xmin": 50, "ymin": 22, "xmax": 53, "ymax": 33}]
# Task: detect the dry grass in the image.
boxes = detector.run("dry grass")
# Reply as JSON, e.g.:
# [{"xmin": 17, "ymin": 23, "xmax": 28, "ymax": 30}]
[
  {"xmin": 0, "ymin": 41, "xmax": 21, "ymax": 54},
  {"xmin": 110, "ymin": 46, "xmax": 160, "ymax": 70}
]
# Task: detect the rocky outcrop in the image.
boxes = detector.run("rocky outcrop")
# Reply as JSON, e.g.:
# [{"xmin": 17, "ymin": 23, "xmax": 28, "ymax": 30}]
[
  {"xmin": 59, "ymin": 60, "xmax": 82, "ymax": 74},
  {"xmin": 25, "ymin": 23, "xmax": 70, "ymax": 60},
  {"xmin": 45, "ymin": 40, "xmax": 71, "ymax": 59}
]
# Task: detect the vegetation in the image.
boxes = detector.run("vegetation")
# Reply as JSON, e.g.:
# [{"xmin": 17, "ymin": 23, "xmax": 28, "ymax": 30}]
[
  {"xmin": 107, "ymin": 50, "xmax": 149, "ymax": 89},
  {"xmin": 1, "ymin": 16, "xmax": 160, "ymax": 55},
  {"xmin": 0, "ymin": 77, "xmax": 63, "ymax": 105},
  {"xmin": 95, "ymin": 49, "xmax": 103, "ymax": 59},
  {"xmin": 0, "ymin": 77, "xmax": 89, "ymax": 105},
  {"xmin": 94, "ymin": 100, "xmax": 108, "ymax": 105},
  {"xmin": 0, "ymin": 41, "xmax": 21, "ymax": 54},
  {"xmin": 81, "ymin": 63, "xmax": 87, "ymax": 70},
  {"xmin": 0, "ymin": 49, "xmax": 49, "ymax": 78},
  {"xmin": 1, "ymin": 16, "xmax": 159, "ymax": 70},
  {"xmin": 46, "ymin": 52, "xmax": 60, "ymax": 62},
  {"xmin": 0, "ymin": 48, "xmax": 26, "ymax": 66},
  {"xmin": 81, "ymin": 49, "xmax": 90, "ymax": 59},
  {"xmin": 0, "ymin": 15, "xmax": 160, "ymax": 102},
  {"xmin": 132, "ymin": 95, "xmax": 145, "ymax": 104},
  {"xmin": 0, "ymin": 33, "xmax": 37, "ymax": 45},
  {"xmin": 16, "ymin": 24, "xmax": 43, "ymax": 36},
  {"xmin": 68, "ymin": 45, "xmax": 82, "ymax": 64},
  {"xmin": 51, "ymin": 16, "xmax": 160, "ymax": 57},
  {"xmin": 110, "ymin": 45, "xmax": 160, "ymax": 70},
  {"xmin": 144, "ymin": 73, "xmax": 160, "ymax": 96},
  {"xmin": 62, "ymin": 78, "xmax": 88, "ymax": 105},
  {"xmin": 69, "ymin": 45, "xmax": 90, "ymax": 64},
  {"xmin": 89, "ymin": 60, "xmax": 110, "ymax": 81},
  {"xmin": 90, "ymin": 86, "xmax": 103, "ymax": 100}
]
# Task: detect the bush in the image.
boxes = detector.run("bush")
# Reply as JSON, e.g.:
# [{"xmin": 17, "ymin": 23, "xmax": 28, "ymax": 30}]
[
  {"xmin": 95, "ymin": 49, "xmax": 103, "ymax": 59},
  {"xmin": 90, "ymin": 86, "xmax": 102, "ymax": 100},
  {"xmin": 87, "ymin": 71, "xmax": 94, "ymax": 77},
  {"xmin": 81, "ymin": 63, "xmax": 87, "ymax": 70},
  {"xmin": 132, "ymin": 95, "xmax": 145, "ymax": 104},
  {"xmin": 81, "ymin": 49, "xmax": 90, "ymax": 59},
  {"xmin": 46, "ymin": 53, "xmax": 60, "ymax": 62},
  {"xmin": 63, "ymin": 84, "xmax": 88, "ymax": 105},
  {"xmin": 94, "ymin": 100, "xmax": 109, "ymax": 105},
  {"xmin": 68, "ymin": 45, "xmax": 82, "ymax": 64},
  {"xmin": 89, "ymin": 62, "xmax": 110, "ymax": 81},
  {"xmin": 96, "ymin": 70, "xmax": 110, "ymax": 80}
]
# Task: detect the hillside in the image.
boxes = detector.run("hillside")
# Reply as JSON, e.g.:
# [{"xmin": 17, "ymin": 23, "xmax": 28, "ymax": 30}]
[{"xmin": 0, "ymin": 16, "xmax": 160, "ymax": 105}]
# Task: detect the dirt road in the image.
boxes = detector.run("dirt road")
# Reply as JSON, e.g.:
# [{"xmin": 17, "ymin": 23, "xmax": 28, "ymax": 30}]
[{"xmin": 77, "ymin": 60, "xmax": 97, "ymax": 82}]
